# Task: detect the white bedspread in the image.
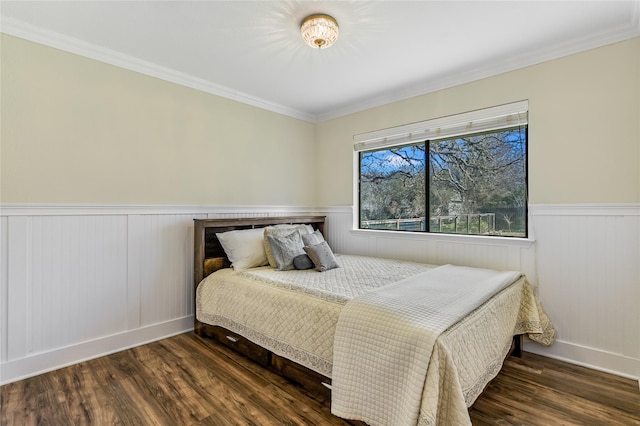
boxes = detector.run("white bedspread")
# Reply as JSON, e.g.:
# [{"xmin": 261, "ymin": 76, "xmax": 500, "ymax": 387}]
[
  {"xmin": 331, "ymin": 265, "xmax": 521, "ymax": 426},
  {"xmin": 196, "ymin": 255, "xmax": 555, "ymax": 425},
  {"xmin": 196, "ymin": 255, "xmax": 436, "ymax": 376}
]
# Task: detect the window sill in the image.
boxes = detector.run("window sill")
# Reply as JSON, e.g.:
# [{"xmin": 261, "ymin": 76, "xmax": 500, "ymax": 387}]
[{"xmin": 349, "ymin": 228, "xmax": 535, "ymax": 248}]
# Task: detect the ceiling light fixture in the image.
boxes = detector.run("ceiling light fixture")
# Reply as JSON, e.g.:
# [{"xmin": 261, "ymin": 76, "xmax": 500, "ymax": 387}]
[{"xmin": 300, "ymin": 14, "xmax": 339, "ymax": 49}]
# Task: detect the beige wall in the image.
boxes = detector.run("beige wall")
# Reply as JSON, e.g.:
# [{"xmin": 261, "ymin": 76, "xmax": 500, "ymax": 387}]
[
  {"xmin": 1, "ymin": 35, "xmax": 316, "ymax": 205},
  {"xmin": 316, "ymin": 37, "xmax": 640, "ymax": 206},
  {"xmin": 2, "ymin": 35, "xmax": 639, "ymax": 207}
]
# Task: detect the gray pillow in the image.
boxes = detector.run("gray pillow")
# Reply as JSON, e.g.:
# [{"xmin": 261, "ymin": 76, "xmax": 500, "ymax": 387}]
[
  {"xmin": 264, "ymin": 225, "xmax": 311, "ymax": 268},
  {"xmin": 303, "ymin": 241, "xmax": 339, "ymax": 272},
  {"xmin": 302, "ymin": 229, "xmax": 325, "ymax": 246},
  {"xmin": 267, "ymin": 231, "xmax": 305, "ymax": 271},
  {"xmin": 293, "ymin": 254, "xmax": 314, "ymax": 270}
]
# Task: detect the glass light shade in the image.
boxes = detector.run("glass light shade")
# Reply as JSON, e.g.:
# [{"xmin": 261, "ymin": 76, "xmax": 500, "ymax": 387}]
[{"xmin": 301, "ymin": 14, "xmax": 339, "ymax": 49}]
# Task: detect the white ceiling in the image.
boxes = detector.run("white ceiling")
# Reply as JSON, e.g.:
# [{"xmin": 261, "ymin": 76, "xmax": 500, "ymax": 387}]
[{"xmin": 2, "ymin": 1, "xmax": 639, "ymax": 122}]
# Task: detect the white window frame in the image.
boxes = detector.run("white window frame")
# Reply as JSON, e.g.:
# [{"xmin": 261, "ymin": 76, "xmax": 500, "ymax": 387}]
[{"xmin": 352, "ymin": 100, "xmax": 531, "ymax": 241}]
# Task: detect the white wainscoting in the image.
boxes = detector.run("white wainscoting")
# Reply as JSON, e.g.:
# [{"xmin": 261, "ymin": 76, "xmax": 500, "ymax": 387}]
[
  {"xmin": 0, "ymin": 205, "xmax": 318, "ymax": 384},
  {"xmin": 525, "ymin": 204, "xmax": 640, "ymax": 381},
  {"xmin": 323, "ymin": 204, "xmax": 640, "ymax": 381},
  {"xmin": 1, "ymin": 204, "xmax": 638, "ymax": 384},
  {"xmin": 323, "ymin": 206, "xmax": 538, "ymax": 281}
]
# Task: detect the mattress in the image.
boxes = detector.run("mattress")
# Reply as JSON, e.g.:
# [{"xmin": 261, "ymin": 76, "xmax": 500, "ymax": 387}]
[
  {"xmin": 195, "ymin": 254, "xmax": 555, "ymax": 425},
  {"xmin": 196, "ymin": 254, "xmax": 436, "ymax": 376}
]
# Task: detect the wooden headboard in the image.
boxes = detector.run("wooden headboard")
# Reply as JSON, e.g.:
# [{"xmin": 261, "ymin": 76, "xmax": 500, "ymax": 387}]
[{"xmin": 193, "ymin": 216, "xmax": 326, "ymax": 289}]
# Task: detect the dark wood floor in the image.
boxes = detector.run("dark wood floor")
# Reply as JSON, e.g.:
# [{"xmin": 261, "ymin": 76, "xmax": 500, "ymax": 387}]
[{"xmin": 2, "ymin": 332, "xmax": 639, "ymax": 425}]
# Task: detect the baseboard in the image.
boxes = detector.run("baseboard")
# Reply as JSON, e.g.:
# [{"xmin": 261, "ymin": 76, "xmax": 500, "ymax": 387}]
[
  {"xmin": 0, "ymin": 316, "xmax": 194, "ymax": 385},
  {"xmin": 523, "ymin": 339, "xmax": 640, "ymax": 381}
]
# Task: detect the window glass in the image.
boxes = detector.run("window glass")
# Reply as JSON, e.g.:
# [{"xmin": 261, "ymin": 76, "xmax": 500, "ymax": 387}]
[
  {"xmin": 360, "ymin": 144, "xmax": 426, "ymax": 231},
  {"xmin": 359, "ymin": 126, "xmax": 527, "ymax": 237}
]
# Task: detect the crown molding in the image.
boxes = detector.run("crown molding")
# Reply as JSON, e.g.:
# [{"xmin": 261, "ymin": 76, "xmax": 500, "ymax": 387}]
[
  {"xmin": 0, "ymin": 18, "xmax": 316, "ymax": 123},
  {"xmin": 2, "ymin": 8, "xmax": 639, "ymax": 124},
  {"xmin": 316, "ymin": 9, "xmax": 640, "ymax": 122}
]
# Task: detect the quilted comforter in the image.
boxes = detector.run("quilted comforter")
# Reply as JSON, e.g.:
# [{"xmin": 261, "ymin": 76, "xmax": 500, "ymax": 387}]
[
  {"xmin": 332, "ymin": 265, "xmax": 522, "ymax": 426},
  {"xmin": 195, "ymin": 254, "xmax": 555, "ymax": 425}
]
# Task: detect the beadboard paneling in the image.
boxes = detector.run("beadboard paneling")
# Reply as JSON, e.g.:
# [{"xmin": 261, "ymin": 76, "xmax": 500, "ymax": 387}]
[
  {"xmin": 322, "ymin": 205, "xmax": 640, "ymax": 380},
  {"xmin": 324, "ymin": 207, "xmax": 536, "ymax": 281},
  {"xmin": 1, "ymin": 204, "xmax": 638, "ymax": 384},
  {"xmin": 1, "ymin": 217, "xmax": 9, "ymax": 364},
  {"xmin": 527, "ymin": 210, "xmax": 640, "ymax": 375},
  {"xmin": 129, "ymin": 214, "xmax": 200, "ymax": 328},
  {"xmin": 0, "ymin": 206, "xmax": 317, "ymax": 384},
  {"xmin": 0, "ymin": 205, "xmax": 320, "ymax": 384},
  {"xmin": 4, "ymin": 215, "xmax": 130, "ymax": 360}
]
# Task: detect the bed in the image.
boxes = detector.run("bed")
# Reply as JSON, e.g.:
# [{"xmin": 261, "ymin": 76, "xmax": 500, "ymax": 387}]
[{"xmin": 193, "ymin": 216, "xmax": 555, "ymax": 426}]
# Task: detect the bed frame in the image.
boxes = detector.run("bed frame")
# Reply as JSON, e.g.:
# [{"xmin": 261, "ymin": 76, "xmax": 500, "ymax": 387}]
[
  {"xmin": 193, "ymin": 216, "xmax": 335, "ymax": 402},
  {"xmin": 192, "ymin": 215, "xmax": 522, "ymax": 408}
]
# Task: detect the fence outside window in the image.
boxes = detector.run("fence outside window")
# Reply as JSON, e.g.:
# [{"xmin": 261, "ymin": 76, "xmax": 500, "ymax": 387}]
[{"xmin": 361, "ymin": 213, "xmax": 498, "ymax": 235}]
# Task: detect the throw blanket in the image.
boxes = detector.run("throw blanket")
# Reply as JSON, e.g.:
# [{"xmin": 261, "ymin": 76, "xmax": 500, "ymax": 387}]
[{"xmin": 331, "ymin": 264, "xmax": 521, "ymax": 426}]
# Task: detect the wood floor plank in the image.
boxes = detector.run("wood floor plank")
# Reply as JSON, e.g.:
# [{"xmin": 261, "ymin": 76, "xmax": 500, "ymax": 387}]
[
  {"xmin": 469, "ymin": 353, "xmax": 640, "ymax": 426},
  {"xmin": 135, "ymin": 339, "xmax": 275, "ymax": 424},
  {"xmin": 2, "ymin": 332, "xmax": 639, "ymax": 425}
]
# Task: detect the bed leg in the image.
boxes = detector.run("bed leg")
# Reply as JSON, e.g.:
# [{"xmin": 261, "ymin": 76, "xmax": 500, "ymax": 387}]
[
  {"xmin": 512, "ymin": 334, "xmax": 523, "ymax": 358},
  {"xmin": 195, "ymin": 319, "xmax": 204, "ymax": 337}
]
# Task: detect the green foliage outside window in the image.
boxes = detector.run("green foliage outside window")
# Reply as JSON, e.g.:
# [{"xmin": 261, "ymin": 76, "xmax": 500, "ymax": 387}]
[{"xmin": 359, "ymin": 127, "xmax": 527, "ymax": 237}]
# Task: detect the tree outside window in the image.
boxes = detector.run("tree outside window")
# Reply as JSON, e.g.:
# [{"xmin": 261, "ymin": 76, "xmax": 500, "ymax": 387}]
[{"xmin": 359, "ymin": 126, "xmax": 527, "ymax": 237}]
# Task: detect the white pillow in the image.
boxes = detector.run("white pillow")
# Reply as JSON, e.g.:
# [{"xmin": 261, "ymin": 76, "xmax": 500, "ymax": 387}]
[{"xmin": 216, "ymin": 228, "xmax": 268, "ymax": 271}]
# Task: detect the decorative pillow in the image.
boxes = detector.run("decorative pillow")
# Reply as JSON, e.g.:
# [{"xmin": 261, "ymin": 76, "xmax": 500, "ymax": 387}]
[
  {"xmin": 264, "ymin": 225, "xmax": 311, "ymax": 267},
  {"xmin": 304, "ymin": 241, "xmax": 339, "ymax": 272},
  {"xmin": 293, "ymin": 254, "xmax": 314, "ymax": 270},
  {"xmin": 302, "ymin": 229, "xmax": 325, "ymax": 246},
  {"xmin": 273, "ymin": 224, "xmax": 314, "ymax": 232},
  {"xmin": 267, "ymin": 231, "xmax": 306, "ymax": 271},
  {"xmin": 216, "ymin": 228, "xmax": 268, "ymax": 271}
]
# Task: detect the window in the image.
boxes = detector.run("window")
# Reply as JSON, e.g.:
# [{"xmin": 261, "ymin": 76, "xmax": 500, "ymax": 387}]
[{"xmin": 355, "ymin": 101, "xmax": 528, "ymax": 238}]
